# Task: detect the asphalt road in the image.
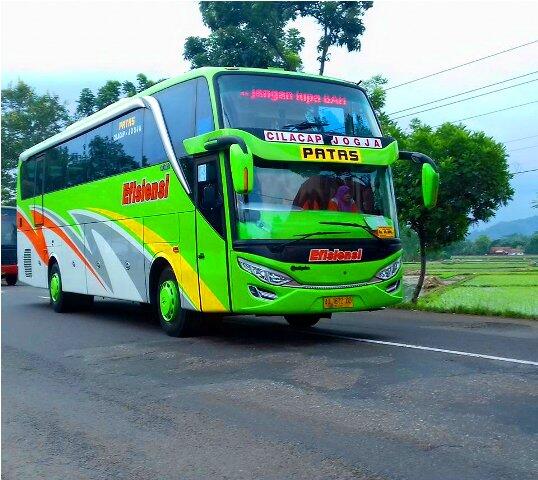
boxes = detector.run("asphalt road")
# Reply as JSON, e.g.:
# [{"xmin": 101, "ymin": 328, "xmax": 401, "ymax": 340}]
[{"xmin": 2, "ymin": 284, "xmax": 537, "ymax": 480}]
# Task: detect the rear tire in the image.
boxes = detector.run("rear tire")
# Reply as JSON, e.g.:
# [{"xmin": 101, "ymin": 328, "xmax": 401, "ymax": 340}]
[
  {"xmin": 5, "ymin": 274, "xmax": 17, "ymax": 286},
  {"xmin": 48, "ymin": 263, "xmax": 76, "ymax": 313},
  {"xmin": 156, "ymin": 266, "xmax": 195, "ymax": 337},
  {"xmin": 284, "ymin": 314, "xmax": 321, "ymax": 328}
]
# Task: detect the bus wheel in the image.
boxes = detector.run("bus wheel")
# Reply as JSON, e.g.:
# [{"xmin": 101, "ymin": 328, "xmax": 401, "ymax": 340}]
[
  {"xmin": 284, "ymin": 315, "xmax": 321, "ymax": 328},
  {"xmin": 156, "ymin": 266, "xmax": 193, "ymax": 337},
  {"xmin": 49, "ymin": 263, "xmax": 75, "ymax": 313},
  {"xmin": 5, "ymin": 275, "xmax": 17, "ymax": 286}
]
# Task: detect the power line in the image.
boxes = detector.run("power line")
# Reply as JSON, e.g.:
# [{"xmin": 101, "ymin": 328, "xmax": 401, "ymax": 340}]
[
  {"xmin": 391, "ymin": 78, "xmax": 538, "ymax": 120},
  {"xmin": 510, "ymin": 168, "xmax": 538, "ymax": 175},
  {"xmin": 386, "ymin": 39, "xmax": 538, "ymax": 90},
  {"xmin": 388, "ymin": 71, "xmax": 538, "ymax": 115},
  {"xmin": 508, "ymin": 143, "xmax": 538, "ymax": 153},
  {"xmin": 433, "ymin": 100, "xmax": 538, "ymax": 127},
  {"xmin": 502, "ymin": 134, "xmax": 538, "ymax": 143}
]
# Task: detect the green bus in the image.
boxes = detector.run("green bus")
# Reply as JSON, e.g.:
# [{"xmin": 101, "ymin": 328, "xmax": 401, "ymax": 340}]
[{"xmin": 17, "ymin": 67, "xmax": 438, "ymax": 336}]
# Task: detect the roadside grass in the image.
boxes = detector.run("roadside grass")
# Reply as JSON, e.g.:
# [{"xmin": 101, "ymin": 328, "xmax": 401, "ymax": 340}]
[{"xmin": 400, "ymin": 257, "xmax": 538, "ymax": 319}]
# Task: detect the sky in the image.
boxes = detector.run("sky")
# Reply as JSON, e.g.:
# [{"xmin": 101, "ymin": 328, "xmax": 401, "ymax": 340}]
[{"xmin": 2, "ymin": 0, "xmax": 537, "ymax": 227}]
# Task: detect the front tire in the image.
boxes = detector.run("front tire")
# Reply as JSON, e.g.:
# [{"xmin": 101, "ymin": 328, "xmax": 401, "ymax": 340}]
[
  {"xmin": 5, "ymin": 274, "xmax": 17, "ymax": 286},
  {"xmin": 284, "ymin": 314, "xmax": 321, "ymax": 328},
  {"xmin": 156, "ymin": 266, "xmax": 194, "ymax": 337}
]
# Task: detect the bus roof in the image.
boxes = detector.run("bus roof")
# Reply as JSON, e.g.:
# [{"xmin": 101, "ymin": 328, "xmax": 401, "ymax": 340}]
[{"xmin": 19, "ymin": 67, "xmax": 359, "ymax": 162}]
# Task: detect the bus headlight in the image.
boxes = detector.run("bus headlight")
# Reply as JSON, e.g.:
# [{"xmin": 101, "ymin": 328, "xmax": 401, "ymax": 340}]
[
  {"xmin": 375, "ymin": 259, "xmax": 401, "ymax": 281},
  {"xmin": 238, "ymin": 258, "xmax": 295, "ymax": 286}
]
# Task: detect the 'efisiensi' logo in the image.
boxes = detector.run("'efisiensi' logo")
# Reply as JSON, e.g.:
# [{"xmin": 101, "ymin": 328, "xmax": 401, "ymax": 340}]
[
  {"xmin": 122, "ymin": 174, "xmax": 170, "ymax": 205},
  {"xmin": 309, "ymin": 248, "xmax": 363, "ymax": 262}
]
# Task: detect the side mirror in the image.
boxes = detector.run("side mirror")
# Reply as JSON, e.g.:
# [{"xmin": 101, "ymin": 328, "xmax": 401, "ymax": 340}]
[
  {"xmin": 399, "ymin": 150, "xmax": 439, "ymax": 209},
  {"xmin": 422, "ymin": 163, "xmax": 439, "ymax": 209},
  {"xmin": 204, "ymin": 135, "xmax": 254, "ymax": 194},
  {"xmin": 229, "ymin": 143, "xmax": 254, "ymax": 195}
]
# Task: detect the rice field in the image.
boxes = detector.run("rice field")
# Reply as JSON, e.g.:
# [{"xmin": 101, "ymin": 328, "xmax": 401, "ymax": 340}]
[{"xmin": 401, "ymin": 257, "xmax": 538, "ymax": 319}]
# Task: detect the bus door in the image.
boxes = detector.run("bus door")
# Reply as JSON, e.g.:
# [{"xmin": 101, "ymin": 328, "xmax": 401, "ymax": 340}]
[{"xmin": 193, "ymin": 156, "xmax": 230, "ymax": 312}]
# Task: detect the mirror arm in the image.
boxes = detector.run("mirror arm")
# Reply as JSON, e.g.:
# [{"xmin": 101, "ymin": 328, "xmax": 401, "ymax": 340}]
[
  {"xmin": 204, "ymin": 136, "xmax": 248, "ymax": 154},
  {"xmin": 399, "ymin": 151, "xmax": 438, "ymax": 172}
]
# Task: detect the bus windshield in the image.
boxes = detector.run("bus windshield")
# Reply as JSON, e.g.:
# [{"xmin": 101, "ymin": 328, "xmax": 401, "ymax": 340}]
[
  {"xmin": 218, "ymin": 74, "xmax": 381, "ymax": 137},
  {"xmin": 235, "ymin": 160, "xmax": 398, "ymax": 241}
]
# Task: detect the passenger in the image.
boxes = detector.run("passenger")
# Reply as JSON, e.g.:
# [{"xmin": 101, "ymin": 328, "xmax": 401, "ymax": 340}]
[
  {"xmin": 300, "ymin": 190, "xmax": 322, "ymax": 210},
  {"xmin": 328, "ymin": 185, "xmax": 358, "ymax": 213}
]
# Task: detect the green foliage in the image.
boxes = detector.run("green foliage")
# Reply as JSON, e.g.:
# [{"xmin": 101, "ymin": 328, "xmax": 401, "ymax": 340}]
[
  {"xmin": 1, "ymin": 81, "xmax": 70, "ymax": 205},
  {"xmin": 364, "ymin": 75, "xmax": 514, "ymax": 301},
  {"xmin": 75, "ymin": 74, "xmax": 158, "ymax": 117},
  {"xmin": 524, "ymin": 234, "xmax": 538, "ymax": 254},
  {"xmin": 393, "ymin": 121, "xmax": 513, "ymax": 252},
  {"xmin": 184, "ymin": 1, "xmax": 304, "ymax": 71},
  {"xmin": 298, "ymin": 1, "xmax": 373, "ymax": 74}
]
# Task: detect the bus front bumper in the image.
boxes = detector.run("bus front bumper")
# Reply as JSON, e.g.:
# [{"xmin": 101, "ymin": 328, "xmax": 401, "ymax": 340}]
[{"xmin": 230, "ymin": 270, "xmax": 404, "ymax": 315}]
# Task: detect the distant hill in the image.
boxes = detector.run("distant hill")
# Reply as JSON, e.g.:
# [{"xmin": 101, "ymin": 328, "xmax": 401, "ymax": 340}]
[{"xmin": 469, "ymin": 215, "xmax": 538, "ymax": 240}]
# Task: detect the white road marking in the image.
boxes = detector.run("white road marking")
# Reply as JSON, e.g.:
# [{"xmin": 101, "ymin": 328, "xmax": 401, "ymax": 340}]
[
  {"xmin": 311, "ymin": 331, "xmax": 538, "ymax": 366},
  {"xmin": 38, "ymin": 296, "xmax": 49, "ymax": 299}
]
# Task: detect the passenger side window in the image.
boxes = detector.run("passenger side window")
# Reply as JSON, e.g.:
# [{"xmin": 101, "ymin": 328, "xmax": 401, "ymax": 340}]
[
  {"xmin": 196, "ymin": 77, "xmax": 214, "ymax": 135},
  {"xmin": 154, "ymin": 80, "xmax": 196, "ymax": 158},
  {"xmin": 66, "ymin": 134, "xmax": 87, "ymax": 187},
  {"xmin": 87, "ymin": 123, "xmax": 113, "ymax": 181},
  {"xmin": 111, "ymin": 110, "xmax": 143, "ymax": 173},
  {"xmin": 142, "ymin": 109, "xmax": 167, "ymax": 166},
  {"xmin": 20, "ymin": 158, "xmax": 36, "ymax": 200},
  {"xmin": 44, "ymin": 145, "xmax": 68, "ymax": 193}
]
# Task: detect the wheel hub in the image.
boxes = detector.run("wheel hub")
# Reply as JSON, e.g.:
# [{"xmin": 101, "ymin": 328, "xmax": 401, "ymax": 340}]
[
  {"xmin": 159, "ymin": 280, "xmax": 179, "ymax": 322},
  {"xmin": 50, "ymin": 273, "xmax": 61, "ymax": 302}
]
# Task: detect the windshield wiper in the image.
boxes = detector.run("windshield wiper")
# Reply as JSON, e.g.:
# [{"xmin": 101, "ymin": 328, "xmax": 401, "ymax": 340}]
[
  {"xmin": 271, "ymin": 231, "xmax": 349, "ymax": 253},
  {"xmin": 281, "ymin": 120, "xmax": 329, "ymax": 131},
  {"xmin": 318, "ymin": 221, "xmax": 383, "ymax": 241}
]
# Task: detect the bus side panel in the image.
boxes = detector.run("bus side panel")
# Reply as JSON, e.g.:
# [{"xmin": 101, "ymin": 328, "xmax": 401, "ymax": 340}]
[
  {"xmin": 16, "ymin": 225, "xmax": 48, "ymax": 289},
  {"xmin": 83, "ymin": 217, "xmax": 147, "ymax": 302},
  {"xmin": 143, "ymin": 212, "xmax": 196, "ymax": 308},
  {"xmin": 177, "ymin": 211, "xmax": 201, "ymax": 310},
  {"xmin": 44, "ymin": 225, "xmax": 87, "ymax": 295}
]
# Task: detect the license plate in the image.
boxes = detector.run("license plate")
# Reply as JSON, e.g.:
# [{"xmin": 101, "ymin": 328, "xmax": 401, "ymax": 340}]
[{"xmin": 323, "ymin": 296, "xmax": 354, "ymax": 309}]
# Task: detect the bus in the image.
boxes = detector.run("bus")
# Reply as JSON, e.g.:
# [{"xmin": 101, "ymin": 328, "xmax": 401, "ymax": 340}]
[
  {"xmin": 2, "ymin": 206, "xmax": 18, "ymax": 285},
  {"xmin": 16, "ymin": 67, "xmax": 439, "ymax": 336}
]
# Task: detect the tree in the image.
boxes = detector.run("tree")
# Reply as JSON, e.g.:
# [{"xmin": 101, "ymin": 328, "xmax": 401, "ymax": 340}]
[
  {"xmin": 525, "ymin": 233, "xmax": 538, "ymax": 254},
  {"xmin": 1, "ymin": 81, "xmax": 70, "ymax": 205},
  {"xmin": 184, "ymin": 1, "xmax": 304, "ymax": 70},
  {"xmin": 363, "ymin": 76, "xmax": 513, "ymax": 302},
  {"xmin": 76, "ymin": 87, "xmax": 96, "ymax": 118},
  {"xmin": 298, "ymin": 1, "xmax": 373, "ymax": 75},
  {"xmin": 75, "ymin": 74, "xmax": 158, "ymax": 118},
  {"xmin": 473, "ymin": 235, "xmax": 492, "ymax": 255},
  {"xmin": 393, "ymin": 122, "xmax": 513, "ymax": 302},
  {"xmin": 95, "ymin": 80, "xmax": 122, "ymax": 111}
]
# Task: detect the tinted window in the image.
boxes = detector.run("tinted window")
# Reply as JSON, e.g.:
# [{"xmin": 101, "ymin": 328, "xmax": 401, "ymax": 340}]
[
  {"xmin": 218, "ymin": 74, "xmax": 381, "ymax": 137},
  {"xmin": 20, "ymin": 158, "xmax": 36, "ymax": 200},
  {"xmin": 66, "ymin": 134, "xmax": 87, "ymax": 187},
  {"xmin": 1, "ymin": 208, "xmax": 16, "ymax": 247},
  {"xmin": 44, "ymin": 145, "xmax": 68, "ymax": 193},
  {"xmin": 142, "ymin": 109, "xmax": 167, "ymax": 167},
  {"xmin": 154, "ymin": 80, "xmax": 196, "ymax": 158},
  {"xmin": 111, "ymin": 110, "xmax": 143, "ymax": 172},
  {"xmin": 87, "ymin": 123, "xmax": 113, "ymax": 181},
  {"xmin": 35, "ymin": 156, "xmax": 44, "ymax": 196},
  {"xmin": 196, "ymin": 77, "xmax": 214, "ymax": 135},
  {"xmin": 196, "ymin": 159, "xmax": 223, "ymax": 235}
]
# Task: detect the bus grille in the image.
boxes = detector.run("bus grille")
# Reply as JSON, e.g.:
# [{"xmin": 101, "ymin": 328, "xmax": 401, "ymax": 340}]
[{"xmin": 23, "ymin": 249, "xmax": 32, "ymax": 277}]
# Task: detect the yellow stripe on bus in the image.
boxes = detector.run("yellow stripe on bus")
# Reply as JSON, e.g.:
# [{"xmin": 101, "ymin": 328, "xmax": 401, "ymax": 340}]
[{"xmin": 90, "ymin": 208, "xmax": 225, "ymax": 312}]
